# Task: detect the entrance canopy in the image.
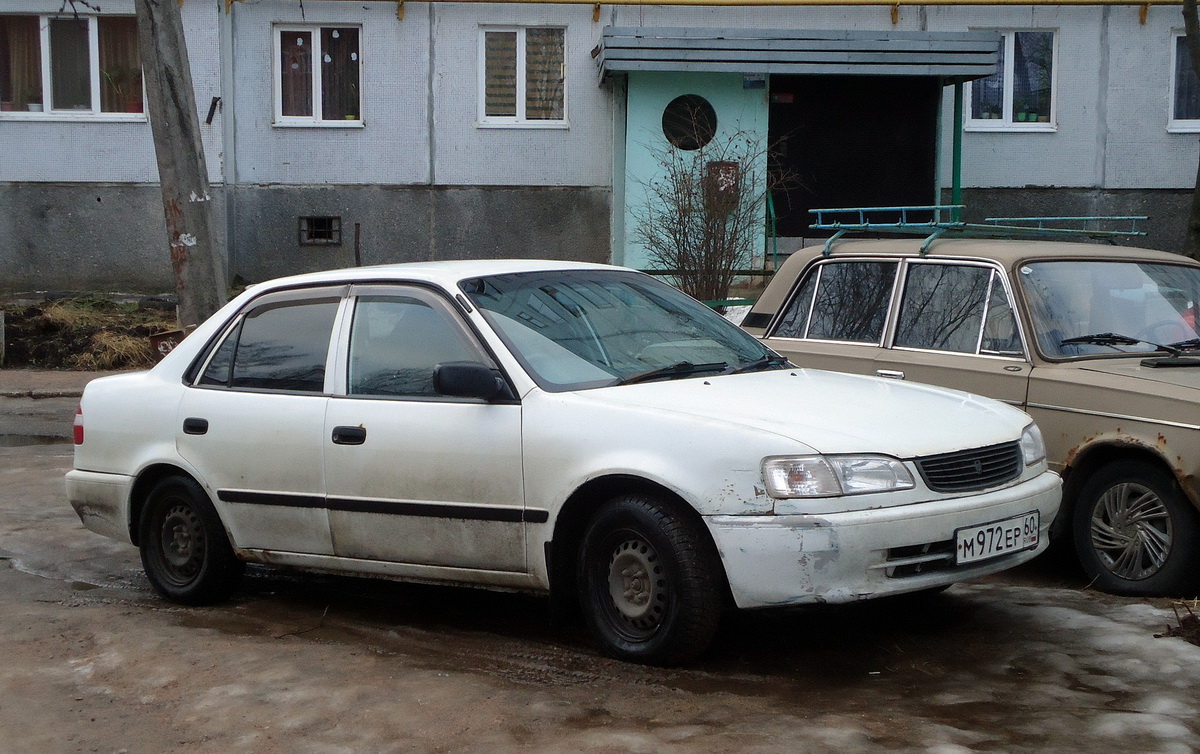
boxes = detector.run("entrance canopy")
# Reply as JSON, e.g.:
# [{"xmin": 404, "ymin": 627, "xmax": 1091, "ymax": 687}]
[{"xmin": 596, "ymin": 27, "xmax": 1002, "ymax": 83}]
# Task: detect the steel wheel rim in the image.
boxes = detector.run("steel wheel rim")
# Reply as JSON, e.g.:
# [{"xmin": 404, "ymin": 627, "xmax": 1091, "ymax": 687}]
[
  {"xmin": 1089, "ymin": 482, "xmax": 1172, "ymax": 581},
  {"xmin": 157, "ymin": 501, "xmax": 206, "ymax": 586},
  {"xmin": 605, "ymin": 537, "xmax": 668, "ymax": 638}
]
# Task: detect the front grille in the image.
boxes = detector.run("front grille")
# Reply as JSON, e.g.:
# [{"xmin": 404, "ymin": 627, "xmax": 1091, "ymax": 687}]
[{"xmin": 915, "ymin": 441, "xmax": 1022, "ymax": 493}]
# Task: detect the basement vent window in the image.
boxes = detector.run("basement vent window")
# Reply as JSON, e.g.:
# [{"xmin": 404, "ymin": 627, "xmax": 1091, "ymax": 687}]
[{"xmin": 299, "ymin": 216, "xmax": 342, "ymax": 246}]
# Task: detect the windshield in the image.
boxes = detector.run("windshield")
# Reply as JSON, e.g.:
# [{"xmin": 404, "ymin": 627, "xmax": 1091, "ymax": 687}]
[
  {"xmin": 1019, "ymin": 260, "xmax": 1200, "ymax": 358},
  {"xmin": 462, "ymin": 269, "xmax": 777, "ymax": 391}
]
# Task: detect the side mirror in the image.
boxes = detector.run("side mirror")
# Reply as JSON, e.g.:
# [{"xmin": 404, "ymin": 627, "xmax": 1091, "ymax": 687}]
[{"xmin": 433, "ymin": 361, "xmax": 506, "ymax": 400}]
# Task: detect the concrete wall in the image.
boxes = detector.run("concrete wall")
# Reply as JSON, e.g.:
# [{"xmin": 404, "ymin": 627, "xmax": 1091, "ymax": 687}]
[
  {"xmin": 0, "ymin": 182, "xmax": 608, "ymax": 291},
  {"xmin": 0, "ymin": 183, "xmax": 225, "ymax": 292},
  {"xmin": 229, "ymin": 184, "xmax": 611, "ymax": 283},
  {"xmin": 945, "ymin": 187, "xmax": 1190, "ymax": 256}
]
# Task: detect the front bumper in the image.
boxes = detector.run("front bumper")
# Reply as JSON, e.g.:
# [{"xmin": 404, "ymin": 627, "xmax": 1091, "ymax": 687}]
[
  {"xmin": 707, "ymin": 470, "xmax": 1061, "ymax": 608},
  {"xmin": 66, "ymin": 468, "xmax": 135, "ymax": 543}
]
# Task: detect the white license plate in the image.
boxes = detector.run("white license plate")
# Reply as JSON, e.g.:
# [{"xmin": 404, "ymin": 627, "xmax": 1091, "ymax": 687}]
[{"xmin": 955, "ymin": 511, "xmax": 1040, "ymax": 565}]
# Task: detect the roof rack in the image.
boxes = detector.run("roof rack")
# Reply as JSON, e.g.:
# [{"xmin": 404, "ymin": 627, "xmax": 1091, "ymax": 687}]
[{"xmin": 808, "ymin": 205, "xmax": 1147, "ymax": 257}]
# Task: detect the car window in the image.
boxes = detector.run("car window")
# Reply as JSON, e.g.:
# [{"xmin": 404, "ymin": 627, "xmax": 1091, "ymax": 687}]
[
  {"xmin": 895, "ymin": 264, "xmax": 1019, "ymax": 355},
  {"xmin": 347, "ymin": 293, "xmax": 482, "ymax": 397},
  {"xmin": 981, "ymin": 280, "xmax": 1023, "ymax": 356},
  {"xmin": 463, "ymin": 269, "xmax": 772, "ymax": 391},
  {"xmin": 1020, "ymin": 261, "xmax": 1200, "ymax": 357},
  {"xmin": 202, "ymin": 298, "xmax": 340, "ymax": 392},
  {"xmin": 773, "ymin": 261, "xmax": 897, "ymax": 343}
]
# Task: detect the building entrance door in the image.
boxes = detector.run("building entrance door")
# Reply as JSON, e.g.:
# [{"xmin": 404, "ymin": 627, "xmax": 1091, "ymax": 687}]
[{"xmin": 767, "ymin": 75, "xmax": 942, "ymax": 237}]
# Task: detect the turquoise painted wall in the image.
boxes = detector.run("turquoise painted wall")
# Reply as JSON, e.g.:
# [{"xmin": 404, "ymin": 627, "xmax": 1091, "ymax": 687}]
[{"xmin": 620, "ymin": 71, "xmax": 770, "ymax": 271}]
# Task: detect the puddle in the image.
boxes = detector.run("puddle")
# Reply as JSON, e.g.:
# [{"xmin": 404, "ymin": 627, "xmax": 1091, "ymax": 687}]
[{"xmin": 0, "ymin": 435, "xmax": 70, "ymax": 447}]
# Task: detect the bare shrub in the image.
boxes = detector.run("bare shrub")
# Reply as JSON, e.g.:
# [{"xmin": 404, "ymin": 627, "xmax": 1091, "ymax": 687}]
[{"xmin": 632, "ymin": 125, "xmax": 790, "ymax": 303}]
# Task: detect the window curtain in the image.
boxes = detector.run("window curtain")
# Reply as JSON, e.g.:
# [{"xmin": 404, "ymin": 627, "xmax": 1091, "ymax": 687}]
[
  {"xmin": 99, "ymin": 17, "xmax": 142, "ymax": 113},
  {"xmin": 484, "ymin": 31, "xmax": 517, "ymax": 117},
  {"xmin": 524, "ymin": 28, "xmax": 563, "ymax": 120},
  {"xmin": 0, "ymin": 16, "xmax": 42, "ymax": 110}
]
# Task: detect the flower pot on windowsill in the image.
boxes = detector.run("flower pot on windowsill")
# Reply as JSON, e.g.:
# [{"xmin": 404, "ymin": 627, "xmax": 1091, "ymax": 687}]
[
  {"xmin": 0, "ymin": 102, "xmax": 13, "ymax": 111},
  {"xmin": 123, "ymin": 99, "xmax": 143, "ymax": 113},
  {"xmin": 1037, "ymin": 115, "xmax": 1050, "ymax": 123},
  {"xmin": 26, "ymin": 103, "xmax": 43, "ymax": 112}
]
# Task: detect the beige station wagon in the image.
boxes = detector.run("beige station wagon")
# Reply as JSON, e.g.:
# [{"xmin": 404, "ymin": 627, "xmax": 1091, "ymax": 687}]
[{"xmin": 744, "ymin": 237, "xmax": 1200, "ymax": 596}]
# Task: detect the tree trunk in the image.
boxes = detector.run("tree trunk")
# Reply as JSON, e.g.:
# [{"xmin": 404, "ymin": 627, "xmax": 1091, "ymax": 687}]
[
  {"xmin": 135, "ymin": 0, "xmax": 227, "ymax": 327},
  {"xmin": 1184, "ymin": 0, "xmax": 1200, "ymax": 259}
]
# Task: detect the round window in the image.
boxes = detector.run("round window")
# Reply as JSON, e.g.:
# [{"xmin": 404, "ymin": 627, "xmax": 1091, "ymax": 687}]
[{"xmin": 661, "ymin": 95, "xmax": 717, "ymax": 151}]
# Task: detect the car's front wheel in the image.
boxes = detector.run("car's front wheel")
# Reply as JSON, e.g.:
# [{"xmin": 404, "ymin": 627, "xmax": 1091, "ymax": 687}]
[
  {"xmin": 138, "ymin": 476, "xmax": 243, "ymax": 605},
  {"xmin": 577, "ymin": 494, "xmax": 722, "ymax": 665},
  {"xmin": 1072, "ymin": 460, "xmax": 1200, "ymax": 596}
]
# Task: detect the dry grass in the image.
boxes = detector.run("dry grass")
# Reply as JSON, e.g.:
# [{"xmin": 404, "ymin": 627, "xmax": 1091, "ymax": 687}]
[
  {"xmin": 72, "ymin": 331, "xmax": 160, "ymax": 370},
  {"xmin": 2, "ymin": 296, "xmax": 177, "ymax": 370}
]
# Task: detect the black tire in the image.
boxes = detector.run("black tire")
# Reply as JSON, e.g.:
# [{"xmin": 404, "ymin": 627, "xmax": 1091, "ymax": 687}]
[
  {"xmin": 1072, "ymin": 460, "xmax": 1200, "ymax": 596},
  {"xmin": 577, "ymin": 494, "xmax": 722, "ymax": 665},
  {"xmin": 138, "ymin": 476, "xmax": 244, "ymax": 605}
]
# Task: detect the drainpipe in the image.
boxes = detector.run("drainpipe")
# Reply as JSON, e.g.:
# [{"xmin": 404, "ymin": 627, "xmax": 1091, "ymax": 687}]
[
  {"xmin": 219, "ymin": 0, "xmax": 237, "ymax": 280},
  {"xmin": 953, "ymin": 81, "xmax": 963, "ymax": 215}
]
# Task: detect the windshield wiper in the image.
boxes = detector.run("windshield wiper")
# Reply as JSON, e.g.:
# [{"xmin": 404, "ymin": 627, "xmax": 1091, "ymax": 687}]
[
  {"xmin": 1060, "ymin": 332, "xmax": 1180, "ymax": 356},
  {"xmin": 615, "ymin": 361, "xmax": 730, "ymax": 386},
  {"xmin": 725, "ymin": 355, "xmax": 791, "ymax": 374},
  {"xmin": 1168, "ymin": 338, "xmax": 1200, "ymax": 351}
]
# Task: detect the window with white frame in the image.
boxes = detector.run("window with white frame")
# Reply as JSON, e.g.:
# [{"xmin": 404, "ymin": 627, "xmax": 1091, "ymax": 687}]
[
  {"xmin": 275, "ymin": 25, "xmax": 361, "ymax": 125},
  {"xmin": 0, "ymin": 14, "xmax": 142, "ymax": 116},
  {"xmin": 480, "ymin": 26, "xmax": 565, "ymax": 126},
  {"xmin": 1171, "ymin": 33, "xmax": 1200, "ymax": 129},
  {"xmin": 968, "ymin": 30, "xmax": 1055, "ymax": 128}
]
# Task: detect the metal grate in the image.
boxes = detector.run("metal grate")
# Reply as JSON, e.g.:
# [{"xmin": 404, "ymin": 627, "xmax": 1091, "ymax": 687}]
[
  {"xmin": 299, "ymin": 216, "xmax": 342, "ymax": 246},
  {"xmin": 916, "ymin": 441, "xmax": 1022, "ymax": 493}
]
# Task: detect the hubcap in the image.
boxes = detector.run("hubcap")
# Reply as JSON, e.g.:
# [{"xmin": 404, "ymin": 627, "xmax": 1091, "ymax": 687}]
[
  {"xmin": 1089, "ymin": 482, "xmax": 1172, "ymax": 581},
  {"xmin": 607, "ymin": 538, "xmax": 666, "ymax": 630}
]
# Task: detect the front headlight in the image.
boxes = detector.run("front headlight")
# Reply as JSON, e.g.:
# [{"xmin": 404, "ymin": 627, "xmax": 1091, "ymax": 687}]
[
  {"xmin": 1020, "ymin": 423, "xmax": 1046, "ymax": 466},
  {"xmin": 762, "ymin": 455, "xmax": 915, "ymax": 499}
]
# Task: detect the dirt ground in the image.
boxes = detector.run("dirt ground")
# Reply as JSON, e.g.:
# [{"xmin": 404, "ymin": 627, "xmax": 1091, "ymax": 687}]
[{"xmin": 4, "ymin": 437, "xmax": 1200, "ymax": 753}]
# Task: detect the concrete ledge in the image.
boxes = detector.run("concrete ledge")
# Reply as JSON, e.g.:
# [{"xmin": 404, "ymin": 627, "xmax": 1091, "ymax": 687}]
[{"xmin": 0, "ymin": 370, "xmax": 126, "ymax": 399}]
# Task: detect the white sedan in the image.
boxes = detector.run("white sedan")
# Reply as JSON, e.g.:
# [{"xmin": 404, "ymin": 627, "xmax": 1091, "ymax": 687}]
[{"xmin": 67, "ymin": 260, "xmax": 1060, "ymax": 664}]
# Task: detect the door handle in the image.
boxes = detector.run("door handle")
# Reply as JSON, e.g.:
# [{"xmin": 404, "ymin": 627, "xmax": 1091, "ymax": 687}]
[
  {"xmin": 876, "ymin": 370, "xmax": 905, "ymax": 380},
  {"xmin": 331, "ymin": 425, "xmax": 367, "ymax": 445},
  {"xmin": 183, "ymin": 417, "xmax": 209, "ymax": 435}
]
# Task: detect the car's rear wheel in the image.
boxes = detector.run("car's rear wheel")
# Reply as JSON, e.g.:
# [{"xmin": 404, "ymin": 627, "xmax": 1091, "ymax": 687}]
[
  {"xmin": 139, "ymin": 476, "xmax": 243, "ymax": 605},
  {"xmin": 1072, "ymin": 460, "xmax": 1200, "ymax": 596},
  {"xmin": 577, "ymin": 494, "xmax": 722, "ymax": 665}
]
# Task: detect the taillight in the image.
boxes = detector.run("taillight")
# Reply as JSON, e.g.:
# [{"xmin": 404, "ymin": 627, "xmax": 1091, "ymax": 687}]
[{"xmin": 73, "ymin": 405, "xmax": 84, "ymax": 445}]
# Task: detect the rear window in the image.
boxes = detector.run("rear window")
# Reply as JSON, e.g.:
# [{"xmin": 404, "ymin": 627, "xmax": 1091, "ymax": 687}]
[
  {"xmin": 200, "ymin": 298, "xmax": 340, "ymax": 392},
  {"xmin": 772, "ymin": 261, "xmax": 897, "ymax": 344}
]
